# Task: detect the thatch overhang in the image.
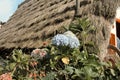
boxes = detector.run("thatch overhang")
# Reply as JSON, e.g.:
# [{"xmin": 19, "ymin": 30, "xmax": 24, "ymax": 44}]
[
  {"xmin": 0, "ymin": 0, "xmax": 76, "ymax": 49},
  {"xmin": 0, "ymin": 0, "xmax": 120, "ymax": 56}
]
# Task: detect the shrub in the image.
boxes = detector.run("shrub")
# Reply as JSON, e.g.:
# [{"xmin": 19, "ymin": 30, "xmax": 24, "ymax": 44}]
[{"xmin": 0, "ymin": 18, "xmax": 120, "ymax": 80}]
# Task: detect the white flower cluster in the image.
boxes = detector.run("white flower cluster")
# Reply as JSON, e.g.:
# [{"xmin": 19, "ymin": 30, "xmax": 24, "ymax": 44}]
[{"xmin": 52, "ymin": 31, "xmax": 80, "ymax": 48}]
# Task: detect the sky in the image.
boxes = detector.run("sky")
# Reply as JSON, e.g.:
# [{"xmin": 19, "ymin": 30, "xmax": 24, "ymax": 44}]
[{"xmin": 0, "ymin": 0, "xmax": 24, "ymax": 22}]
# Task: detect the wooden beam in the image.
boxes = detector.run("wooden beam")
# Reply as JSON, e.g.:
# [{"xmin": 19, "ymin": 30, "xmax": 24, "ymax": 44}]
[{"xmin": 75, "ymin": 0, "xmax": 81, "ymax": 16}]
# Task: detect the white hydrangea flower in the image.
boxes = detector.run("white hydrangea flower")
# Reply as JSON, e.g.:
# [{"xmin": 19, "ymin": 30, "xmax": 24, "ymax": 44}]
[
  {"xmin": 52, "ymin": 34, "xmax": 69, "ymax": 46},
  {"xmin": 64, "ymin": 31, "xmax": 77, "ymax": 38},
  {"xmin": 64, "ymin": 31, "xmax": 80, "ymax": 48}
]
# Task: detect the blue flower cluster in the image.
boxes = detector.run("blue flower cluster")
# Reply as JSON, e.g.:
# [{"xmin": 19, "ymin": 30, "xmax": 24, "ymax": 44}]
[
  {"xmin": 52, "ymin": 31, "xmax": 80, "ymax": 48},
  {"xmin": 52, "ymin": 34, "xmax": 69, "ymax": 46},
  {"xmin": 67, "ymin": 36, "xmax": 80, "ymax": 48}
]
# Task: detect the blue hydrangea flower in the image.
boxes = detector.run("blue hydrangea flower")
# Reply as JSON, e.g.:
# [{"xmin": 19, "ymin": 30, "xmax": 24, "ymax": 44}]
[
  {"xmin": 52, "ymin": 34, "xmax": 69, "ymax": 46},
  {"xmin": 67, "ymin": 36, "xmax": 80, "ymax": 48},
  {"xmin": 52, "ymin": 31, "xmax": 80, "ymax": 48}
]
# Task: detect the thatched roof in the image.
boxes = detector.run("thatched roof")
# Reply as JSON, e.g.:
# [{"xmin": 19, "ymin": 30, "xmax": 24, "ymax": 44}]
[
  {"xmin": 0, "ymin": 0, "xmax": 76, "ymax": 48},
  {"xmin": 0, "ymin": 0, "xmax": 120, "ymax": 50}
]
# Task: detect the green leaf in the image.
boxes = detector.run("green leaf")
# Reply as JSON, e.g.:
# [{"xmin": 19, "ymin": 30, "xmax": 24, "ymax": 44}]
[
  {"xmin": 42, "ymin": 72, "xmax": 56, "ymax": 80},
  {"xmin": 83, "ymin": 66, "xmax": 99, "ymax": 78},
  {"xmin": 12, "ymin": 54, "xmax": 17, "ymax": 61},
  {"xmin": 71, "ymin": 74, "xmax": 78, "ymax": 79},
  {"xmin": 0, "ymin": 66, "xmax": 4, "ymax": 72},
  {"xmin": 74, "ymin": 69, "xmax": 83, "ymax": 76},
  {"xmin": 65, "ymin": 66, "xmax": 74, "ymax": 74},
  {"xmin": 110, "ymin": 69, "xmax": 115, "ymax": 76},
  {"xmin": 9, "ymin": 63, "xmax": 16, "ymax": 70}
]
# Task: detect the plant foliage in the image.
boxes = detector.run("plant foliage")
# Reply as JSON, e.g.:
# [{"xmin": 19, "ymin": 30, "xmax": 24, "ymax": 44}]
[{"xmin": 0, "ymin": 18, "xmax": 120, "ymax": 80}]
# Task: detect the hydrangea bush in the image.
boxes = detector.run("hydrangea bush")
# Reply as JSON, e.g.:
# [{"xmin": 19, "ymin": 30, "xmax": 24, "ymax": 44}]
[{"xmin": 0, "ymin": 18, "xmax": 120, "ymax": 80}]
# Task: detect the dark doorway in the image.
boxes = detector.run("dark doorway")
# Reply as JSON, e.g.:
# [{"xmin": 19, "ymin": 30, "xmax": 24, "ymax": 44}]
[
  {"xmin": 116, "ymin": 21, "xmax": 120, "ymax": 39},
  {"xmin": 116, "ymin": 21, "xmax": 120, "ymax": 48}
]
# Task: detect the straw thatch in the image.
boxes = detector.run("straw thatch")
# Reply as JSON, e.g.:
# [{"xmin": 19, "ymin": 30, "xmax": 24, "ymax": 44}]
[
  {"xmin": 0, "ymin": 0, "xmax": 76, "ymax": 48},
  {"xmin": 0, "ymin": 0, "xmax": 120, "ymax": 53}
]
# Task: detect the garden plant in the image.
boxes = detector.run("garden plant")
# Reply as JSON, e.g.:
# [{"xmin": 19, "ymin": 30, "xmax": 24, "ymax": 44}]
[{"xmin": 0, "ymin": 18, "xmax": 120, "ymax": 80}]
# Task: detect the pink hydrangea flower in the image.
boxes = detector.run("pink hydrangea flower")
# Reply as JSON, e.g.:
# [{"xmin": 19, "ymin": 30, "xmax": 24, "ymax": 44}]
[
  {"xmin": 0, "ymin": 73, "xmax": 12, "ymax": 80},
  {"xmin": 31, "ymin": 49, "xmax": 47, "ymax": 59}
]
